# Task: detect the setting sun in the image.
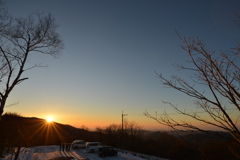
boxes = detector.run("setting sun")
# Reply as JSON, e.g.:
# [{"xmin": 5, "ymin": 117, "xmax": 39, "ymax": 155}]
[{"xmin": 46, "ymin": 117, "xmax": 53, "ymax": 123}]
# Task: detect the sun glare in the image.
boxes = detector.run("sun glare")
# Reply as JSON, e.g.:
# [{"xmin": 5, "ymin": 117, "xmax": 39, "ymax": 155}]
[{"xmin": 46, "ymin": 117, "xmax": 53, "ymax": 123}]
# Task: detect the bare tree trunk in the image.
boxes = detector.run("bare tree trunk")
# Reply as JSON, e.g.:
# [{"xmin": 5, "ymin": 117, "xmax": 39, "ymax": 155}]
[
  {"xmin": 0, "ymin": 97, "xmax": 7, "ymax": 119},
  {"xmin": 14, "ymin": 146, "xmax": 21, "ymax": 160}
]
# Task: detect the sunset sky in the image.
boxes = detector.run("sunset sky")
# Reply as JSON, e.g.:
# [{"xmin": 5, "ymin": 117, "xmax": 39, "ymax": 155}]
[{"xmin": 4, "ymin": 0, "xmax": 240, "ymax": 130}]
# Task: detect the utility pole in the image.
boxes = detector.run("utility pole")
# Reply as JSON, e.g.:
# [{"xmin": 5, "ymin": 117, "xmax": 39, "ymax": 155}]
[
  {"xmin": 121, "ymin": 111, "xmax": 127, "ymax": 149},
  {"xmin": 122, "ymin": 111, "xmax": 128, "ymax": 134}
]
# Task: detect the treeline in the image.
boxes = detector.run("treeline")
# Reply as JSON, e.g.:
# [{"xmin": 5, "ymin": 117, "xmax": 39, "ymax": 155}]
[
  {"xmin": 0, "ymin": 113, "xmax": 238, "ymax": 160},
  {"xmin": 93, "ymin": 124, "xmax": 237, "ymax": 160}
]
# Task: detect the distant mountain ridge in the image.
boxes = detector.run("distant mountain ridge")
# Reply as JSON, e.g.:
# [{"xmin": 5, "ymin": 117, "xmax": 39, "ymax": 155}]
[{"xmin": 1, "ymin": 113, "xmax": 232, "ymax": 146}]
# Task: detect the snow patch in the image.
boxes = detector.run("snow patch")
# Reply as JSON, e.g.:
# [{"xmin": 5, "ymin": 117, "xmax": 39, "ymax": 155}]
[{"xmin": 0, "ymin": 145, "xmax": 167, "ymax": 160}]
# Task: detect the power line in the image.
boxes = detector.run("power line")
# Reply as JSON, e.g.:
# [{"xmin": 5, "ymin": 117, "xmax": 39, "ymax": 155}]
[{"xmin": 124, "ymin": 108, "xmax": 239, "ymax": 117}]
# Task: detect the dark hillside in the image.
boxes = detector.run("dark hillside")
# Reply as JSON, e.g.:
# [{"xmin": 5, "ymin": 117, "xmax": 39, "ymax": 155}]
[{"xmin": 0, "ymin": 114, "xmax": 90, "ymax": 146}]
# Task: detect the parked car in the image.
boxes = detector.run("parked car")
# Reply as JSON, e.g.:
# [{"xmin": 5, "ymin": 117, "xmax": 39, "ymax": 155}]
[
  {"xmin": 98, "ymin": 146, "xmax": 118, "ymax": 157},
  {"xmin": 71, "ymin": 140, "xmax": 86, "ymax": 149},
  {"xmin": 85, "ymin": 142, "xmax": 104, "ymax": 153}
]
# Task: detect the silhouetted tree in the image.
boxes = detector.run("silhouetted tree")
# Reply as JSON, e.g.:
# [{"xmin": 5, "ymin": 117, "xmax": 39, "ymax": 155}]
[
  {"xmin": 145, "ymin": 13, "xmax": 240, "ymax": 158},
  {"xmin": 0, "ymin": 112, "xmax": 24, "ymax": 159},
  {"xmin": 103, "ymin": 124, "xmax": 122, "ymax": 147},
  {"xmin": 0, "ymin": 6, "xmax": 64, "ymax": 117},
  {"xmin": 124, "ymin": 120, "xmax": 144, "ymax": 151}
]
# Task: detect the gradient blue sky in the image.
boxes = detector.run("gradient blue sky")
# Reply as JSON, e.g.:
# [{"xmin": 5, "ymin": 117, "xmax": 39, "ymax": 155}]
[{"xmin": 4, "ymin": 0, "xmax": 240, "ymax": 130}]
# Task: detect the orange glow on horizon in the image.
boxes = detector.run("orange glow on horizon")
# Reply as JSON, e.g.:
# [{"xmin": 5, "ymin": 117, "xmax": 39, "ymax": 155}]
[{"xmin": 8, "ymin": 108, "xmax": 226, "ymax": 132}]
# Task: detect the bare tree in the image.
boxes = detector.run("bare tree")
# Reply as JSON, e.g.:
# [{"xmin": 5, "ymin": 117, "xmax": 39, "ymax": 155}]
[
  {"xmin": 145, "ymin": 16, "xmax": 240, "ymax": 157},
  {"xmin": 97, "ymin": 121, "xmax": 144, "ymax": 149},
  {"xmin": 124, "ymin": 120, "xmax": 143, "ymax": 139},
  {"xmin": 0, "ymin": 12, "xmax": 64, "ymax": 118},
  {"xmin": 124, "ymin": 120, "xmax": 144, "ymax": 150},
  {"xmin": 101, "ymin": 123, "xmax": 122, "ymax": 147}
]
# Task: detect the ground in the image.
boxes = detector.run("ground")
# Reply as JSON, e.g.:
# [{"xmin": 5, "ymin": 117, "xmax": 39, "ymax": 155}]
[{"xmin": 0, "ymin": 145, "xmax": 166, "ymax": 160}]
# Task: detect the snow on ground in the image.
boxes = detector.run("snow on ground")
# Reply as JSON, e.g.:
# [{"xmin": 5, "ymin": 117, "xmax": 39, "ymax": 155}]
[{"xmin": 0, "ymin": 145, "xmax": 167, "ymax": 160}]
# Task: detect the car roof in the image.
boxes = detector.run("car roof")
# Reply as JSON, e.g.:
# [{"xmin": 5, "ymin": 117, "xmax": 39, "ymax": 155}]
[
  {"xmin": 99, "ymin": 146, "xmax": 112, "ymax": 148},
  {"xmin": 73, "ymin": 140, "xmax": 85, "ymax": 142}
]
